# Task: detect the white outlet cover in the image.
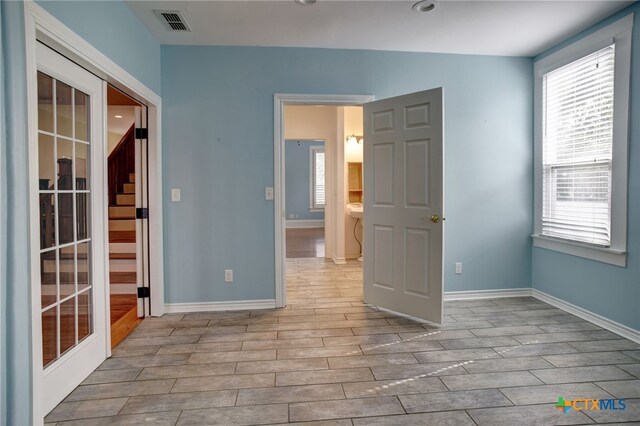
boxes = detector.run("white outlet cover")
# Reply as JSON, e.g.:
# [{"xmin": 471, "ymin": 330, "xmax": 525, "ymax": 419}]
[{"xmin": 265, "ymin": 187, "xmax": 274, "ymax": 200}]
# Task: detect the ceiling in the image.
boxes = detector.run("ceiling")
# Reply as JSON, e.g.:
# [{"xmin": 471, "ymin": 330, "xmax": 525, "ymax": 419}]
[{"xmin": 126, "ymin": 0, "xmax": 633, "ymax": 57}]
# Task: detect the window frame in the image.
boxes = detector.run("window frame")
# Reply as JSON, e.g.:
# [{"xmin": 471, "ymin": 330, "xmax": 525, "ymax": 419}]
[
  {"xmin": 532, "ymin": 14, "xmax": 633, "ymax": 267},
  {"xmin": 309, "ymin": 145, "xmax": 325, "ymax": 211}
]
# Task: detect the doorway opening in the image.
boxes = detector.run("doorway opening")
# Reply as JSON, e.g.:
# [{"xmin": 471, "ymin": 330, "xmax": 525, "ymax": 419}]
[
  {"xmin": 106, "ymin": 85, "xmax": 147, "ymax": 348},
  {"xmin": 275, "ymin": 95, "xmax": 373, "ymax": 308}
]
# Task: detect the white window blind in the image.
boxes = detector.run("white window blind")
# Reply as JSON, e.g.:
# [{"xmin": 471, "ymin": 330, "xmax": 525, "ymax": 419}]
[
  {"xmin": 312, "ymin": 150, "xmax": 325, "ymax": 208},
  {"xmin": 542, "ymin": 44, "xmax": 615, "ymax": 247}
]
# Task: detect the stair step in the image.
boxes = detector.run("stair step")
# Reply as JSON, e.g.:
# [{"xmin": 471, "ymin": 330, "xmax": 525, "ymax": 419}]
[
  {"xmin": 109, "ymin": 259, "xmax": 136, "ymax": 272},
  {"xmin": 41, "ymin": 272, "xmax": 88, "ymax": 284},
  {"xmin": 129, "ymin": 173, "xmax": 136, "ymax": 183},
  {"xmin": 110, "ymin": 253, "xmax": 136, "ymax": 260},
  {"xmin": 110, "ymin": 271, "xmax": 137, "ymax": 284},
  {"xmin": 116, "ymin": 194, "xmax": 135, "ymax": 206},
  {"xmin": 109, "ymin": 219, "xmax": 135, "ymax": 231},
  {"xmin": 122, "ymin": 183, "xmax": 135, "ymax": 194},
  {"xmin": 109, "ymin": 230, "xmax": 136, "ymax": 243},
  {"xmin": 110, "ymin": 243, "xmax": 136, "ymax": 253},
  {"xmin": 109, "ymin": 206, "xmax": 135, "ymax": 219}
]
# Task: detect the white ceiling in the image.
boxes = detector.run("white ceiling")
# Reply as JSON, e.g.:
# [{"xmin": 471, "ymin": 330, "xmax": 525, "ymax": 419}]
[
  {"xmin": 126, "ymin": 0, "xmax": 633, "ymax": 57},
  {"xmin": 107, "ymin": 106, "xmax": 136, "ymax": 136}
]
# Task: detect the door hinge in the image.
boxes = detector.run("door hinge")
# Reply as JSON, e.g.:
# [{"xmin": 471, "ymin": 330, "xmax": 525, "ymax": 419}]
[
  {"xmin": 137, "ymin": 287, "xmax": 150, "ymax": 298},
  {"xmin": 136, "ymin": 208, "xmax": 149, "ymax": 219},
  {"xmin": 135, "ymin": 128, "xmax": 148, "ymax": 139}
]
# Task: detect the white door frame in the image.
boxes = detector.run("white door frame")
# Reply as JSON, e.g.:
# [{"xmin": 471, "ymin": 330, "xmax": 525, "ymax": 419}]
[
  {"xmin": 24, "ymin": 3, "xmax": 164, "ymax": 422},
  {"xmin": 274, "ymin": 94, "xmax": 374, "ymax": 308}
]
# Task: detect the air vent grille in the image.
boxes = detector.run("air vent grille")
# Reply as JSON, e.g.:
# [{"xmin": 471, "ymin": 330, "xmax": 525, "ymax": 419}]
[{"xmin": 154, "ymin": 10, "xmax": 192, "ymax": 32}]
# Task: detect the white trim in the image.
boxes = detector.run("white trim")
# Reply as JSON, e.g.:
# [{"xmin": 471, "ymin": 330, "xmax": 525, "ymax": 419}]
[
  {"xmin": 286, "ymin": 219, "xmax": 325, "ymax": 229},
  {"xmin": 532, "ymin": 235, "xmax": 626, "ymax": 267},
  {"xmin": 444, "ymin": 288, "xmax": 532, "ymax": 301},
  {"xmin": 24, "ymin": 2, "xmax": 164, "ymax": 422},
  {"xmin": 533, "ymin": 14, "xmax": 633, "ymax": 265},
  {"xmin": 274, "ymin": 94, "xmax": 374, "ymax": 309},
  {"xmin": 532, "ymin": 289, "xmax": 640, "ymax": 344},
  {"xmin": 165, "ymin": 299, "xmax": 276, "ymax": 313}
]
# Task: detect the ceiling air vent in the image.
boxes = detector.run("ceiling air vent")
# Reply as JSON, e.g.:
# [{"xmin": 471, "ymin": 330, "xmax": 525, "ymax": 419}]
[{"xmin": 154, "ymin": 10, "xmax": 192, "ymax": 32}]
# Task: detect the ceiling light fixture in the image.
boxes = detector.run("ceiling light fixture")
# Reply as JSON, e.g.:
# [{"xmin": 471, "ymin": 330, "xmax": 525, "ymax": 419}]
[
  {"xmin": 294, "ymin": 0, "xmax": 317, "ymax": 5},
  {"xmin": 114, "ymin": 115, "xmax": 123, "ymax": 119},
  {"xmin": 412, "ymin": 0, "xmax": 435, "ymax": 13}
]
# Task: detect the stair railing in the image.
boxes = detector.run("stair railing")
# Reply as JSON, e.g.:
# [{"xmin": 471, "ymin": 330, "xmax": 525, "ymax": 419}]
[{"xmin": 107, "ymin": 124, "xmax": 135, "ymax": 206}]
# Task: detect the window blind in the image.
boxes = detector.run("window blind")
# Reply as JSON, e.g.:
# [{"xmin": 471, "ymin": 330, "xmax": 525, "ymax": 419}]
[
  {"xmin": 313, "ymin": 150, "xmax": 325, "ymax": 207},
  {"xmin": 542, "ymin": 44, "xmax": 615, "ymax": 246}
]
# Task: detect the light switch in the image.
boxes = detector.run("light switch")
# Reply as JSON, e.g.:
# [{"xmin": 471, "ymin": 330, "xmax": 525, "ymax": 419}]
[
  {"xmin": 171, "ymin": 188, "xmax": 181, "ymax": 202},
  {"xmin": 265, "ymin": 187, "xmax": 274, "ymax": 200}
]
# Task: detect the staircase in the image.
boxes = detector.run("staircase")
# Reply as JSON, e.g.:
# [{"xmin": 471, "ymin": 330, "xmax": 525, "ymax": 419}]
[{"xmin": 109, "ymin": 172, "xmax": 137, "ymax": 293}]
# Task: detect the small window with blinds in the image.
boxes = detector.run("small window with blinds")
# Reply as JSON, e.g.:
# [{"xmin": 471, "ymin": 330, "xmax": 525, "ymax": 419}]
[
  {"xmin": 311, "ymin": 147, "xmax": 325, "ymax": 210},
  {"xmin": 541, "ymin": 45, "xmax": 615, "ymax": 247}
]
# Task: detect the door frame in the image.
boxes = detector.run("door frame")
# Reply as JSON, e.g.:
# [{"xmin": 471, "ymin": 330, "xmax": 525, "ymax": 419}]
[
  {"xmin": 273, "ymin": 94, "xmax": 374, "ymax": 308},
  {"xmin": 24, "ymin": 3, "xmax": 164, "ymax": 422}
]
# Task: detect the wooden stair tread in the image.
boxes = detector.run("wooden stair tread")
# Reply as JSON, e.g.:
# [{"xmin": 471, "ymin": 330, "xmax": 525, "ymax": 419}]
[
  {"xmin": 109, "ymin": 230, "xmax": 136, "ymax": 243},
  {"xmin": 110, "ymin": 271, "xmax": 136, "ymax": 283}
]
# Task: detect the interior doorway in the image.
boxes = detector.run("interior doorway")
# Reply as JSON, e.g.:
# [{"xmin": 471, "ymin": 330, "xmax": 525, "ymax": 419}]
[
  {"xmin": 26, "ymin": 4, "xmax": 165, "ymax": 418},
  {"xmin": 284, "ymin": 138, "xmax": 326, "ymax": 259},
  {"xmin": 275, "ymin": 95, "xmax": 373, "ymax": 308},
  {"xmin": 106, "ymin": 86, "xmax": 148, "ymax": 348}
]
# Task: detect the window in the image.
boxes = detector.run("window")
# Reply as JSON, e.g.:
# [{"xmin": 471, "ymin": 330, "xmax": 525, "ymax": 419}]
[
  {"xmin": 310, "ymin": 147, "xmax": 325, "ymax": 210},
  {"xmin": 533, "ymin": 15, "xmax": 632, "ymax": 267}
]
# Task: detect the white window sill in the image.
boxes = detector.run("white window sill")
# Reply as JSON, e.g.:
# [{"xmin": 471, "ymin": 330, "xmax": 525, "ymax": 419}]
[
  {"xmin": 309, "ymin": 208, "xmax": 325, "ymax": 212},
  {"xmin": 532, "ymin": 234, "xmax": 626, "ymax": 267}
]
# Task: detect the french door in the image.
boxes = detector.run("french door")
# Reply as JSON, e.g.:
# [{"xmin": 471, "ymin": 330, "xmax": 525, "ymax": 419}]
[{"xmin": 34, "ymin": 42, "xmax": 107, "ymax": 414}]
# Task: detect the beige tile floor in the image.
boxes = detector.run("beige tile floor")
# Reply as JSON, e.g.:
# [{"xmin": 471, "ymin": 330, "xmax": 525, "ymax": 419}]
[{"xmin": 46, "ymin": 258, "xmax": 640, "ymax": 425}]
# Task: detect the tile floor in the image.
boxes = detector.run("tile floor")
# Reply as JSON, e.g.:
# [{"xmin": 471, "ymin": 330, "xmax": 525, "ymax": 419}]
[{"xmin": 46, "ymin": 258, "xmax": 640, "ymax": 425}]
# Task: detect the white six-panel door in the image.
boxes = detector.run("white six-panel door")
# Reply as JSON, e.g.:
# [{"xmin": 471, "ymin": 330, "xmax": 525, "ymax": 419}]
[{"xmin": 363, "ymin": 88, "xmax": 444, "ymax": 324}]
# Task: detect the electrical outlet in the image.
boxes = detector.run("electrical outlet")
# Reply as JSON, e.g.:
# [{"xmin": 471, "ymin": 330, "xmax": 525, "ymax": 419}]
[
  {"xmin": 289, "ymin": 214, "xmax": 294, "ymax": 219},
  {"xmin": 265, "ymin": 187, "xmax": 274, "ymax": 200},
  {"xmin": 224, "ymin": 269, "xmax": 233, "ymax": 282},
  {"xmin": 455, "ymin": 262, "xmax": 463, "ymax": 274}
]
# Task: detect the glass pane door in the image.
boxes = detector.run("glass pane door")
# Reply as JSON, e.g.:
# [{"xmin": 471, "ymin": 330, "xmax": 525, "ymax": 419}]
[{"xmin": 37, "ymin": 71, "xmax": 93, "ymax": 368}]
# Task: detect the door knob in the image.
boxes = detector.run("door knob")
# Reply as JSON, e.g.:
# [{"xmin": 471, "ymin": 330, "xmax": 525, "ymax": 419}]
[{"xmin": 422, "ymin": 214, "xmax": 444, "ymax": 223}]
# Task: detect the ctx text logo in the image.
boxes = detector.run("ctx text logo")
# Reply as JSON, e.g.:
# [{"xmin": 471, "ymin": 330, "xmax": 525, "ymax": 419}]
[{"xmin": 555, "ymin": 396, "xmax": 626, "ymax": 413}]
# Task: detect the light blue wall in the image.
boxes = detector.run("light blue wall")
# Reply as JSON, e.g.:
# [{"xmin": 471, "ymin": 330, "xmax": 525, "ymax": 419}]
[
  {"xmin": 532, "ymin": 4, "xmax": 640, "ymax": 332},
  {"xmin": 286, "ymin": 140, "xmax": 325, "ymax": 221},
  {"xmin": 162, "ymin": 46, "xmax": 533, "ymax": 303},
  {"xmin": 0, "ymin": 1, "xmax": 159, "ymax": 423},
  {"xmin": 35, "ymin": 0, "xmax": 161, "ymax": 94}
]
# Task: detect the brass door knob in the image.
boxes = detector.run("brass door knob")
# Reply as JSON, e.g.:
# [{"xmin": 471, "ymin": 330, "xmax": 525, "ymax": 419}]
[{"xmin": 423, "ymin": 214, "xmax": 441, "ymax": 223}]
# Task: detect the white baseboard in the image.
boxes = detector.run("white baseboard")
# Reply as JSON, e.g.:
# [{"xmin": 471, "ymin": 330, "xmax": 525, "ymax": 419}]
[
  {"xmin": 286, "ymin": 219, "xmax": 325, "ymax": 229},
  {"xmin": 332, "ymin": 256, "xmax": 347, "ymax": 265},
  {"xmin": 531, "ymin": 289, "xmax": 640, "ymax": 344},
  {"xmin": 164, "ymin": 299, "xmax": 276, "ymax": 313},
  {"xmin": 444, "ymin": 288, "xmax": 532, "ymax": 301}
]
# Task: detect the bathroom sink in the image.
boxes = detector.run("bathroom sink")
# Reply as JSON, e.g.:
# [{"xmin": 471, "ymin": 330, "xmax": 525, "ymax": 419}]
[{"xmin": 347, "ymin": 203, "xmax": 363, "ymax": 219}]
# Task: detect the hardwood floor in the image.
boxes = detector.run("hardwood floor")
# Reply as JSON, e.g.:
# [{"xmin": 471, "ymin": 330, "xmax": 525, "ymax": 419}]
[
  {"xmin": 286, "ymin": 227, "xmax": 325, "ymax": 258},
  {"xmin": 110, "ymin": 294, "xmax": 141, "ymax": 349},
  {"xmin": 47, "ymin": 258, "xmax": 640, "ymax": 424}
]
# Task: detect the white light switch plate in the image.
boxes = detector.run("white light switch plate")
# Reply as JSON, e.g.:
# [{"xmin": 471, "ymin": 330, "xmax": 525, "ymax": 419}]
[
  {"xmin": 171, "ymin": 188, "xmax": 181, "ymax": 202},
  {"xmin": 265, "ymin": 187, "xmax": 274, "ymax": 200}
]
